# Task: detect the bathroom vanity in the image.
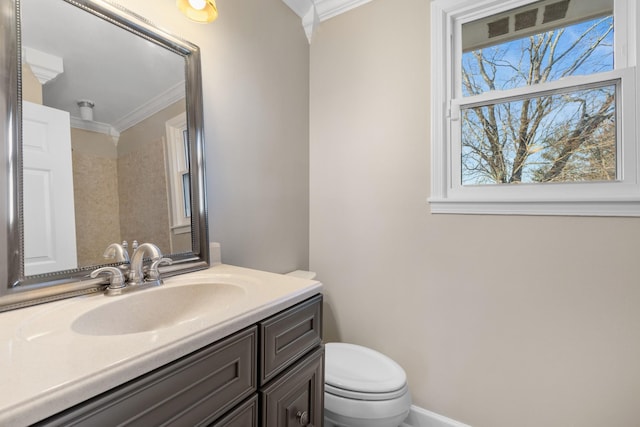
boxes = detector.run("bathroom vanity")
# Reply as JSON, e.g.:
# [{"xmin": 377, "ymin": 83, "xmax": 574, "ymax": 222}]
[
  {"xmin": 0, "ymin": 265, "xmax": 323, "ymax": 426},
  {"xmin": 0, "ymin": 1, "xmax": 324, "ymax": 425}
]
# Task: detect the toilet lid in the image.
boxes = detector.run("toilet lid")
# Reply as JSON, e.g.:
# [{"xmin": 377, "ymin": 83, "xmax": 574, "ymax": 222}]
[{"xmin": 325, "ymin": 343, "xmax": 407, "ymax": 394}]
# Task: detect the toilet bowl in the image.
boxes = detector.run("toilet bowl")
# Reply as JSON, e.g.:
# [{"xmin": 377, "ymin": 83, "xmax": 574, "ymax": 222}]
[{"xmin": 324, "ymin": 343, "xmax": 412, "ymax": 427}]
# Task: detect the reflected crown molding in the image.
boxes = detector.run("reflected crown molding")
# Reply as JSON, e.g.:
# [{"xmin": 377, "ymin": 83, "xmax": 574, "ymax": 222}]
[
  {"xmin": 281, "ymin": 0, "xmax": 373, "ymax": 42},
  {"xmin": 22, "ymin": 47, "xmax": 64, "ymax": 84},
  {"xmin": 112, "ymin": 81, "xmax": 185, "ymax": 133},
  {"xmin": 70, "ymin": 117, "xmax": 121, "ymax": 145},
  {"xmin": 69, "ymin": 80, "xmax": 186, "ymax": 145}
]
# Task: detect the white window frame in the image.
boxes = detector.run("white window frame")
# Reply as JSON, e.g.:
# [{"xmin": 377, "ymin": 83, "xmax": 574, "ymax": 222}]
[
  {"xmin": 429, "ymin": 0, "xmax": 640, "ymax": 216},
  {"xmin": 165, "ymin": 113, "xmax": 191, "ymax": 234}
]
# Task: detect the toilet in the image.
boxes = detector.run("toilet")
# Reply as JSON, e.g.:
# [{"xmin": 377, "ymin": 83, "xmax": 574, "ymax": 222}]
[{"xmin": 324, "ymin": 342, "xmax": 412, "ymax": 427}]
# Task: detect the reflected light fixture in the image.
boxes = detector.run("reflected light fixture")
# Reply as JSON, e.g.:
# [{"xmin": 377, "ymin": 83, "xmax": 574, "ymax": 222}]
[
  {"xmin": 77, "ymin": 99, "xmax": 95, "ymax": 121},
  {"xmin": 177, "ymin": 0, "xmax": 218, "ymax": 23}
]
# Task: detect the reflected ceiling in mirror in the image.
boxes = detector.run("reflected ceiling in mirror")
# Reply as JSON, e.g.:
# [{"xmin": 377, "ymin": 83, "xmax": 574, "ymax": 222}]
[{"xmin": 0, "ymin": 0, "xmax": 209, "ymax": 312}]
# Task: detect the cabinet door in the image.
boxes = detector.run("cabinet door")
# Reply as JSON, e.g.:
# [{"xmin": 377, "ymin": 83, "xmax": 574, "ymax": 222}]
[{"xmin": 261, "ymin": 346, "xmax": 324, "ymax": 427}]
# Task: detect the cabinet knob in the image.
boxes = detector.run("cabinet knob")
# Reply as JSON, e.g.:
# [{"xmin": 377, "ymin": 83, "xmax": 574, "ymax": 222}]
[{"xmin": 296, "ymin": 410, "xmax": 309, "ymax": 425}]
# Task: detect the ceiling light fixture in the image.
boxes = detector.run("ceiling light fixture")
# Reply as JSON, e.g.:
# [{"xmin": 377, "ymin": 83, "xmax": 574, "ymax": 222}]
[
  {"xmin": 77, "ymin": 99, "xmax": 95, "ymax": 121},
  {"xmin": 177, "ymin": 0, "xmax": 218, "ymax": 23}
]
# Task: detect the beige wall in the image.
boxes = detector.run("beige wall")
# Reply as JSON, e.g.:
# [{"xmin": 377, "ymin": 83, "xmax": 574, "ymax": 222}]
[
  {"xmin": 116, "ymin": 0, "xmax": 311, "ymax": 273},
  {"xmin": 117, "ymin": 101, "xmax": 184, "ymax": 255},
  {"xmin": 71, "ymin": 100, "xmax": 183, "ymax": 264},
  {"xmin": 310, "ymin": 1, "xmax": 640, "ymax": 427},
  {"xmin": 22, "ymin": 64, "xmax": 42, "ymax": 105},
  {"xmin": 71, "ymin": 128, "xmax": 121, "ymax": 266},
  {"xmin": 117, "ymin": 135, "xmax": 172, "ymax": 255},
  {"xmin": 116, "ymin": 100, "xmax": 184, "ymax": 157}
]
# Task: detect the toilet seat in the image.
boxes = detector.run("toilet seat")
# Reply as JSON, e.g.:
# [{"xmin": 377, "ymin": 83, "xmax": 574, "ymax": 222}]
[
  {"xmin": 326, "ymin": 382, "xmax": 409, "ymax": 401},
  {"xmin": 324, "ymin": 343, "xmax": 412, "ymax": 427},
  {"xmin": 325, "ymin": 343, "xmax": 407, "ymax": 399}
]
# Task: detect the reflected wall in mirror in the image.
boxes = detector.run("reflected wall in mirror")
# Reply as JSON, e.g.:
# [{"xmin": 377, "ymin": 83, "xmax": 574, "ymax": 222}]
[
  {"xmin": 0, "ymin": 0, "xmax": 209, "ymax": 311},
  {"xmin": 21, "ymin": 0, "xmax": 191, "ymax": 274}
]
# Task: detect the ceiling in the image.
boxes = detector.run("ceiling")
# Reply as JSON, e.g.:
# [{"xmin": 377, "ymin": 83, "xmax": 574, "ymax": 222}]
[
  {"xmin": 281, "ymin": 0, "xmax": 373, "ymax": 41},
  {"xmin": 21, "ymin": 0, "xmax": 185, "ymax": 141},
  {"xmin": 19, "ymin": 0, "xmax": 371, "ymax": 140}
]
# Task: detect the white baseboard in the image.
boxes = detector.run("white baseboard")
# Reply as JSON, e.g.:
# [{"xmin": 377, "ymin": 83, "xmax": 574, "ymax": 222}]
[{"xmin": 401, "ymin": 405, "xmax": 472, "ymax": 427}]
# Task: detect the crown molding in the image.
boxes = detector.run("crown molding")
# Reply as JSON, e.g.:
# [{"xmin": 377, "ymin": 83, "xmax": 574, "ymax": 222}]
[
  {"xmin": 22, "ymin": 47, "xmax": 64, "ymax": 84},
  {"xmin": 282, "ymin": 0, "xmax": 373, "ymax": 42},
  {"xmin": 69, "ymin": 81, "xmax": 184, "ymax": 145},
  {"xmin": 315, "ymin": 0, "xmax": 373, "ymax": 21},
  {"xmin": 111, "ymin": 81, "xmax": 185, "ymax": 133},
  {"xmin": 70, "ymin": 117, "xmax": 121, "ymax": 145}
]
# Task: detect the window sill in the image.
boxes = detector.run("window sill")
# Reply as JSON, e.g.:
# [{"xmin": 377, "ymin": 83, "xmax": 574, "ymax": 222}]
[
  {"xmin": 427, "ymin": 198, "xmax": 640, "ymax": 216},
  {"xmin": 171, "ymin": 224, "xmax": 191, "ymax": 235}
]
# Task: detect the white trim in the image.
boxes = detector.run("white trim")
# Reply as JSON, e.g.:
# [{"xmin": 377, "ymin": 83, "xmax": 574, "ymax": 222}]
[
  {"xmin": 282, "ymin": 0, "xmax": 373, "ymax": 43},
  {"xmin": 401, "ymin": 405, "xmax": 472, "ymax": 427},
  {"xmin": 302, "ymin": 5, "xmax": 320, "ymax": 43},
  {"xmin": 281, "ymin": 0, "xmax": 314, "ymax": 18},
  {"xmin": 454, "ymin": 69, "xmax": 625, "ymax": 109},
  {"xmin": 69, "ymin": 117, "xmax": 120, "ymax": 145},
  {"xmin": 111, "ymin": 81, "xmax": 185, "ymax": 133},
  {"xmin": 315, "ymin": 0, "xmax": 373, "ymax": 21},
  {"xmin": 171, "ymin": 224, "xmax": 191, "ymax": 234},
  {"xmin": 165, "ymin": 113, "xmax": 191, "ymax": 232},
  {"xmin": 69, "ymin": 81, "xmax": 185, "ymax": 143},
  {"xmin": 429, "ymin": 199, "xmax": 640, "ymax": 216},
  {"xmin": 22, "ymin": 47, "xmax": 64, "ymax": 85},
  {"xmin": 430, "ymin": 0, "xmax": 640, "ymax": 216}
]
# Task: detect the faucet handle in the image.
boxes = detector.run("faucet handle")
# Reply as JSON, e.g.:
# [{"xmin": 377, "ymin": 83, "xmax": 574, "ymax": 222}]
[
  {"xmin": 148, "ymin": 258, "xmax": 173, "ymax": 281},
  {"xmin": 91, "ymin": 266, "xmax": 126, "ymax": 290}
]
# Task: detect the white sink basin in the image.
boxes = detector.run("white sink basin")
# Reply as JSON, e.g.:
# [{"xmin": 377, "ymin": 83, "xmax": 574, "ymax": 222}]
[{"xmin": 71, "ymin": 283, "xmax": 246, "ymax": 336}]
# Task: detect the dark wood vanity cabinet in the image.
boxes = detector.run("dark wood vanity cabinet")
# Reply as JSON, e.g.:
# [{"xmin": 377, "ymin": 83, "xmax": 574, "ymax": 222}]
[
  {"xmin": 36, "ymin": 327, "xmax": 258, "ymax": 427},
  {"xmin": 36, "ymin": 294, "xmax": 323, "ymax": 427},
  {"xmin": 211, "ymin": 395, "xmax": 259, "ymax": 427},
  {"xmin": 259, "ymin": 295, "xmax": 324, "ymax": 427},
  {"xmin": 260, "ymin": 347, "xmax": 324, "ymax": 427}
]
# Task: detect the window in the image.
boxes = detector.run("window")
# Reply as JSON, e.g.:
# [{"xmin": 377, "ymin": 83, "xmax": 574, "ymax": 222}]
[
  {"xmin": 165, "ymin": 113, "xmax": 191, "ymax": 234},
  {"xmin": 430, "ymin": 0, "xmax": 639, "ymax": 215}
]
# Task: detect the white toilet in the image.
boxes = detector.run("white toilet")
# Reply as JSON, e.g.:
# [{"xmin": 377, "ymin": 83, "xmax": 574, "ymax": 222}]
[{"xmin": 324, "ymin": 342, "xmax": 412, "ymax": 427}]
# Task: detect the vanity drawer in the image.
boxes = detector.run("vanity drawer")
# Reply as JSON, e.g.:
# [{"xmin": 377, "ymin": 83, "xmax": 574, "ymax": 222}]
[
  {"xmin": 210, "ymin": 395, "xmax": 258, "ymax": 427},
  {"xmin": 259, "ymin": 294, "xmax": 322, "ymax": 385},
  {"xmin": 38, "ymin": 326, "xmax": 257, "ymax": 427}
]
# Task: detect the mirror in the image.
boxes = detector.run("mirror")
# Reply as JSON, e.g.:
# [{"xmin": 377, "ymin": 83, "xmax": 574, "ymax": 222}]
[{"xmin": 0, "ymin": 0, "xmax": 209, "ymax": 311}]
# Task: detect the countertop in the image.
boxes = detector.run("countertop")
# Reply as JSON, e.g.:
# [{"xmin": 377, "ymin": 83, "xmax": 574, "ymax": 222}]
[{"xmin": 0, "ymin": 264, "xmax": 322, "ymax": 426}]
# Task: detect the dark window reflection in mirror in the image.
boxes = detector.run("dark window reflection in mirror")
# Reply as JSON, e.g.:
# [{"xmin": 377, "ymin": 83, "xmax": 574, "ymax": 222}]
[
  {"xmin": 182, "ymin": 173, "xmax": 192, "ymax": 218},
  {"xmin": 20, "ymin": 0, "xmax": 190, "ymax": 275},
  {"xmin": 182, "ymin": 129, "xmax": 191, "ymax": 218}
]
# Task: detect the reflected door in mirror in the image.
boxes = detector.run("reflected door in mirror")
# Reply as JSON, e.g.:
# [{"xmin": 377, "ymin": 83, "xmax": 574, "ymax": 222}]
[{"xmin": 23, "ymin": 101, "xmax": 78, "ymax": 275}]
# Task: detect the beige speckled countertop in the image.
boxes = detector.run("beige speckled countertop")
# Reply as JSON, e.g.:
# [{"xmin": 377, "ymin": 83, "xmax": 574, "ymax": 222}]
[{"xmin": 0, "ymin": 264, "xmax": 322, "ymax": 426}]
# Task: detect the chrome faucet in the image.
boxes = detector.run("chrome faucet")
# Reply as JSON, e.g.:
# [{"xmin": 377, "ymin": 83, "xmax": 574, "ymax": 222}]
[{"xmin": 94, "ymin": 242, "xmax": 172, "ymax": 295}]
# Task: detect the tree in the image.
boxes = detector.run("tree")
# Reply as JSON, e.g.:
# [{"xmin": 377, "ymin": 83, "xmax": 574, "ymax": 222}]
[{"xmin": 460, "ymin": 16, "xmax": 615, "ymax": 185}]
